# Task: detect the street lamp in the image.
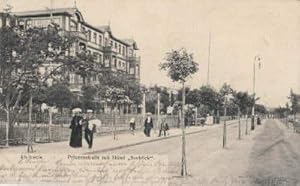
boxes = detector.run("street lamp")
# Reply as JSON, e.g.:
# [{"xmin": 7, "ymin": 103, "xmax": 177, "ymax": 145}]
[{"xmin": 251, "ymin": 55, "xmax": 261, "ymax": 130}]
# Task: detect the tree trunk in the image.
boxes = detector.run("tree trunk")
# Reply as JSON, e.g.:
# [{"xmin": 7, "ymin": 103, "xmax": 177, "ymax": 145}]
[
  {"xmin": 5, "ymin": 109, "xmax": 9, "ymax": 147},
  {"xmin": 111, "ymin": 106, "xmax": 117, "ymax": 140},
  {"xmin": 27, "ymin": 94, "xmax": 33, "ymax": 153},
  {"xmin": 48, "ymin": 108, "xmax": 52, "ymax": 142},
  {"xmin": 245, "ymin": 107, "xmax": 249, "ymax": 135},
  {"xmin": 181, "ymin": 82, "xmax": 188, "ymax": 176},
  {"xmin": 223, "ymin": 105, "xmax": 227, "ymax": 148},
  {"xmin": 238, "ymin": 107, "xmax": 241, "ymax": 140}
]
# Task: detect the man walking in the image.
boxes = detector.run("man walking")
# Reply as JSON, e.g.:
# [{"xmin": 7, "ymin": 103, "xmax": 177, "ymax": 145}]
[
  {"xmin": 144, "ymin": 113, "xmax": 153, "ymax": 137},
  {"xmin": 83, "ymin": 110, "xmax": 95, "ymax": 149}
]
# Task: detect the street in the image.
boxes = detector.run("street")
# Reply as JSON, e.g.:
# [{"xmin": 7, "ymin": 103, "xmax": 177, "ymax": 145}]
[{"xmin": 89, "ymin": 119, "xmax": 300, "ymax": 186}]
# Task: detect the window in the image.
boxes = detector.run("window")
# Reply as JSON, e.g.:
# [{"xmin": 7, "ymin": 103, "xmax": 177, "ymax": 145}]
[
  {"xmin": 88, "ymin": 31, "xmax": 92, "ymax": 41},
  {"xmin": 122, "ymin": 46, "xmax": 125, "ymax": 55},
  {"xmin": 114, "ymin": 58, "xmax": 117, "ymax": 67},
  {"xmin": 99, "ymin": 54, "xmax": 102, "ymax": 63},
  {"xmin": 93, "ymin": 52, "xmax": 98, "ymax": 61},
  {"xmin": 26, "ymin": 20, "xmax": 33, "ymax": 28},
  {"xmin": 119, "ymin": 44, "xmax": 121, "ymax": 54},
  {"xmin": 114, "ymin": 42, "xmax": 117, "ymax": 49},
  {"xmin": 93, "ymin": 33, "xmax": 97, "ymax": 43},
  {"xmin": 81, "ymin": 26, "xmax": 85, "ymax": 32},
  {"xmin": 99, "ymin": 35, "xmax": 103, "ymax": 46},
  {"xmin": 110, "ymin": 40, "xmax": 113, "ymax": 47}
]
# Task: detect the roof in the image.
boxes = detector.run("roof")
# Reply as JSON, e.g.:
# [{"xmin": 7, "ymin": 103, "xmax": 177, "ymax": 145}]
[
  {"xmin": 14, "ymin": 7, "xmax": 77, "ymax": 17},
  {"xmin": 12, "ymin": 8, "xmax": 138, "ymax": 49},
  {"xmin": 122, "ymin": 39, "xmax": 139, "ymax": 50},
  {"xmin": 96, "ymin": 25, "xmax": 111, "ymax": 32}
]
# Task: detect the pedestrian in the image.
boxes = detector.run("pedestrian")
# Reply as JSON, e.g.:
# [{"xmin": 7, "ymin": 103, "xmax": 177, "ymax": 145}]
[
  {"xmin": 158, "ymin": 118, "xmax": 169, "ymax": 137},
  {"xmin": 129, "ymin": 117, "xmax": 136, "ymax": 135},
  {"xmin": 69, "ymin": 110, "xmax": 83, "ymax": 148},
  {"xmin": 83, "ymin": 110, "xmax": 96, "ymax": 149},
  {"xmin": 144, "ymin": 112, "xmax": 153, "ymax": 137}
]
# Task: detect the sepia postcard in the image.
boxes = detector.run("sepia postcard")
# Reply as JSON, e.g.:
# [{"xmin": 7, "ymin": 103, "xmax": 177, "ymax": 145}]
[{"xmin": 0, "ymin": 0, "xmax": 299, "ymax": 185}]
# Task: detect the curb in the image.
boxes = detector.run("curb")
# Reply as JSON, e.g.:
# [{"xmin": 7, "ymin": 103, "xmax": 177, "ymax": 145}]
[{"xmin": 85, "ymin": 128, "xmax": 208, "ymax": 154}]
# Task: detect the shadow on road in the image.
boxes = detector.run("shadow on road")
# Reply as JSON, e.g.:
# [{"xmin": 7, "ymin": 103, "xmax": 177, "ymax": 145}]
[{"xmin": 246, "ymin": 119, "xmax": 300, "ymax": 186}]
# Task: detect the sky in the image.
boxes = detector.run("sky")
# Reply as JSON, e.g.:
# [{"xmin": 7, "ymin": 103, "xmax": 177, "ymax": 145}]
[{"xmin": 2, "ymin": 0, "xmax": 300, "ymax": 107}]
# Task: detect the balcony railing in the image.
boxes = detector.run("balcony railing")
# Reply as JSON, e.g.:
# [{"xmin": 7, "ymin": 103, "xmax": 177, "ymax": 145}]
[
  {"xmin": 103, "ymin": 45, "xmax": 113, "ymax": 52},
  {"xmin": 69, "ymin": 31, "xmax": 87, "ymax": 41},
  {"xmin": 127, "ymin": 56, "xmax": 141, "ymax": 62}
]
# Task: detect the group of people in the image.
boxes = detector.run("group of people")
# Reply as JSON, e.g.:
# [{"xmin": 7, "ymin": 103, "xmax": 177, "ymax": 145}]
[
  {"xmin": 69, "ymin": 110, "xmax": 96, "ymax": 149},
  {"xmin": 70, "ymin": 111, "xmax": 170, "ymax": 149},
  {"xmin": 139, "ymin": 113, "xmax": 169, "ymax": 137}
]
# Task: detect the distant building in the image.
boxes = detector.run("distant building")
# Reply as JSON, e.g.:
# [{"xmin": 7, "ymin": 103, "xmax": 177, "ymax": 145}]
[{"xmin": 1, "ymin": 7, "xmax": 141, "ymax": 92}]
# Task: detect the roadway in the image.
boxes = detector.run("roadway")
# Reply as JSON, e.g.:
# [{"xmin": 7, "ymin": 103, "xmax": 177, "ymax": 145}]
[{"xmin": 90, "ymin": 119, "xmax": 300, "ymax": 186}]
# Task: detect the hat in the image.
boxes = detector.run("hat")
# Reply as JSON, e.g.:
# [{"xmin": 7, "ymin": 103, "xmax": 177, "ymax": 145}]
[
  {"xmin": 147, "ymin": 112, "xmax": 152, "ymax": 116},
  {"xmin": 87, "ymin": 109, "xmax": 93, "ymax": 113},
  {"xmin": 72, "ymin": 108, "xmax": 82, "ymax": 113}
]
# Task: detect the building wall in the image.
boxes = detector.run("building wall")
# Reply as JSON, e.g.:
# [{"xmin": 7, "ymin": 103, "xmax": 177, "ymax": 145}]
[{"xmin": 2, "ymin": 8, "xmax": 141, "ymax": 91}]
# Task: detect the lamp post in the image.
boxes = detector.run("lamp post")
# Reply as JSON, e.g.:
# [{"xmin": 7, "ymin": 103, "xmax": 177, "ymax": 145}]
[{"xmin": 251, "ymin": 55, "xmax": 261, "ymax": 130}]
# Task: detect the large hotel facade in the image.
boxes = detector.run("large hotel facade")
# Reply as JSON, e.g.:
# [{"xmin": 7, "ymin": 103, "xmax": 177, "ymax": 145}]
[{"xmin": 5, "ymin": 7, "xmax": 141, "ymax": 92}]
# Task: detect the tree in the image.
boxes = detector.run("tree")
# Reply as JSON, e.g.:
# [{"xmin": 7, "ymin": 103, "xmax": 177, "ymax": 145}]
[
  {"xmin": 0, "ymin": 14, "xmax": 97, "ymax": 149},
  {"xmin": 97, "ymin": 70, "xmax": 142, "ymax": 114},
  {"xmin": 160, "ymin": 48, "xmax": 198, "ymax": 177},
  {"xmin": 46, "ymin": 84, "xmax": 74, "ymax": 113},
  {"xmin": 274, "ymin": 106, "xmax": 288, "ymax": 118},
  {"xmin": 186, "ymin": 89, "xmax": 201, "ymax": 107},
  {"xmin": 198, "ymin": 86, "xmax": 220, "ymax": 114},
  {"xmin": 288, "ymin": 89, "xmax": 300, "ymax": 119},
  {"xmin": 159, "ymin": 87, "xmax": 170, "ymax": 113},
  {"xmin": 81, "ymin": 85, "xmax": 98, "ymax": 112},
  {"xmin": 231, "ymin": 91, "xmax": 252, "ymax": 139},
  {"xmin": 219, "ymin": 83, "xmax": 234, "ymax": 116},
  {"xmin": 105, "ymin": 87, "xmax": 127, "ymax": 139}
]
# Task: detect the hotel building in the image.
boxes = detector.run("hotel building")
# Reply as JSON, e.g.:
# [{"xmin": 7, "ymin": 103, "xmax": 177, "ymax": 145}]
[{"xmin": 4, "ymin": 7, "xmax": 141, "ymax": 93}]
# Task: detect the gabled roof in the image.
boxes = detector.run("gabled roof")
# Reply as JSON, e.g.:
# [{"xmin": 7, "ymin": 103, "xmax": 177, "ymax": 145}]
[
  {"xmin": 12, "ymin": 8, "xmax": 139, "ymax": 49},
  {"xmin": 122, "ymin": 39, "xmax": 139, "ymax": 50},
  {"xmin": 96, "ymin": 25, "xmax": 111, "ymax": 33},
  {"xmin": 14, "ymin": 7, "xmax": 73, "ymax": 16}
]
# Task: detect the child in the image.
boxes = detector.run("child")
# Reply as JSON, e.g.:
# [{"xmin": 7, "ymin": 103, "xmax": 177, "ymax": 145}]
[{"xmin": 129, "ymin": 117, "xmax": 136, "ymax": 135}]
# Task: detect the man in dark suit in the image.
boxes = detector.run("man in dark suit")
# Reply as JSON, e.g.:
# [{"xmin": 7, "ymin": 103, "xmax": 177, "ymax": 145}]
[
  {"xmin": 83, "ymin": 110, "xmax": 95, "ymax": 149},
  {"xmin": 144, "ymin": 113, "xmax": 153, "ymax": 137}
]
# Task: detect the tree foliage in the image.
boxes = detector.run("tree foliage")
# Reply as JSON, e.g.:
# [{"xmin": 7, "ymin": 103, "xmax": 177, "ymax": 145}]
[
  {"xmin": 288, "ymin": 89, "xmax": 300, "ymax": 116},
  {"xmin": 45, "ymin": 83, "xmax": 73, "ymax": 111},
  {"xmin": 160, "ymin": 48, "xmax": 198, "ymax": 83}
]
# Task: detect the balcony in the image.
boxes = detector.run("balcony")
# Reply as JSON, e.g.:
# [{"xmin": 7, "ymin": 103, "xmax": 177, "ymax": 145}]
[
  {"xmin": 103, "ymin": 45, "xmax": 113, "ymax": 52},
  {"xmin": 127, "ymin": 56, "xmax": 141, "ymax": 63},
  {"xmin": 69, "ymin": 31, "xmax": 87, "ymax": 41}
]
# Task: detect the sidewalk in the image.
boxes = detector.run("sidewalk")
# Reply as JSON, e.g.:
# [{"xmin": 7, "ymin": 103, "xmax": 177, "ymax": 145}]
[{"xmin": 0, "ymin": 120, "xmax": 243, "ymax": 155}]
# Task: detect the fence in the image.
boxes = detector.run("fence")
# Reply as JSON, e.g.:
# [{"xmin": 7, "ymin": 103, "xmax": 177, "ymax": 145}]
[{"xmin": 0, "ymin": 112, "xmax": 180, "ymax": 145}]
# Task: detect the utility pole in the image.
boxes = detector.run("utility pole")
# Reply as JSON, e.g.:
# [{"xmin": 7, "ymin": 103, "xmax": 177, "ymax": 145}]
[
  {"xmin": 245, "ymin": 108, "xmax": 249, "ymax": 135},
  {"xmin": 251, "ymin": 55, "xmax": 261, "ymax": 130}
]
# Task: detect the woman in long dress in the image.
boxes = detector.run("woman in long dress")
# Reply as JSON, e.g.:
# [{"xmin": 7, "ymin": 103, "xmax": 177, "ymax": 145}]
[{"xmin": 69, "ymin": 112, "xmax": 83, "ymax": 148}]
